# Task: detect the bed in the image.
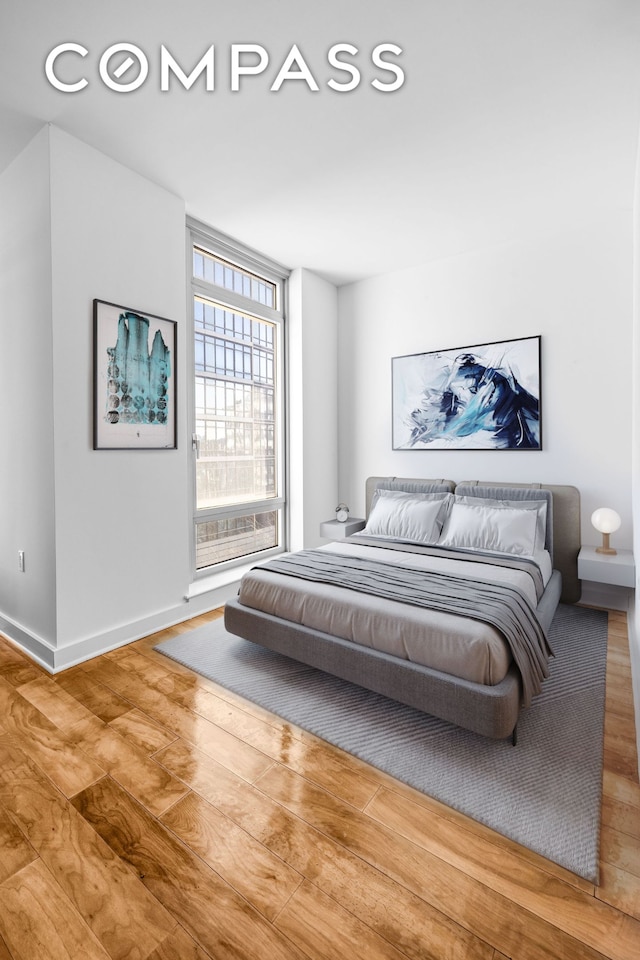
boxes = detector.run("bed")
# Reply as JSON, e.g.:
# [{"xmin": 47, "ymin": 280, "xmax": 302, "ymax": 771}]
[{"xmin": 224, "ymin": 478, "xmax": 581, "ymax": 742}]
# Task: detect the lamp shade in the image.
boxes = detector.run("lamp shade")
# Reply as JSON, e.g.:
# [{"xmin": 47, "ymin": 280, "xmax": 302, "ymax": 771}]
[
  {"xmin": 590, "ymin": 508, "xmax": 621, "ymax": 534},
  {"xmin": 591, "ymin": 507, "xmax": 621, "ymax": 555}
]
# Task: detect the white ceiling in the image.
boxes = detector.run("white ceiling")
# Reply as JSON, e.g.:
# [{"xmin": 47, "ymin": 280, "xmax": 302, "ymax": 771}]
[{"xmin": 1, "ymin": 0, "xmax": 639, "ymax": 285}]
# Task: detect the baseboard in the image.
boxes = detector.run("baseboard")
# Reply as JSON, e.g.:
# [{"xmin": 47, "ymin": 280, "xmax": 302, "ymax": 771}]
[
  {"xmin": 0, "ymin": 579, "xmax": 240, "ymax": 673},
  {"xmin": 0, "ymin": 613, "xmax": 57, "ymax": 670}
]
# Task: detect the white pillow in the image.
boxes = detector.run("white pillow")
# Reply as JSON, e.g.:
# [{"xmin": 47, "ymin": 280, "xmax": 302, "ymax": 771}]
[
  {"xmin": 438, "ymin": 501, "xmax": 538, "ymax": 556},
  {"xmin": 365, "ymin": 489, "xmax": 452, "ymax": 544},
  {"xmin": 454, "ymin": 495, "xmax": 548, "ymax": 553}
]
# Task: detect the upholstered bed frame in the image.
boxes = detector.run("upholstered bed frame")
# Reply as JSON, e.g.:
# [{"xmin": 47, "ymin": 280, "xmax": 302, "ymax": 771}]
[{"xmin": 224, "ymin": 478, "xmax": 581, "ymax": 742}]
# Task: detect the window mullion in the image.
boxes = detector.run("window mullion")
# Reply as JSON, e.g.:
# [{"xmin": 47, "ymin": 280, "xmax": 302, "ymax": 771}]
[{"xmin": 192, "ymin": 278, "xmax": 281, "ymax": 324}]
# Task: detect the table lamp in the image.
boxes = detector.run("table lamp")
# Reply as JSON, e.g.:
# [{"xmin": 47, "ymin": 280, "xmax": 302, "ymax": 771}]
[{"xmin": 591, "ymin": 507, "xmax": 621, "ymax": 555}]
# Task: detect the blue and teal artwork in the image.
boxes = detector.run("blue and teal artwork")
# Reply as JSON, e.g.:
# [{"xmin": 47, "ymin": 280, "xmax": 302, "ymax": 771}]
[
  {"xmin": 106, "ymin": 311, "xmax": 170, "ymax": 426},
  {"xmin": 392, "ymin": 336, "xmax": 541, "ymax": 451},
  {"xmin": 94, "ymin": 300, "xmax": 176, "ymax": 449}
]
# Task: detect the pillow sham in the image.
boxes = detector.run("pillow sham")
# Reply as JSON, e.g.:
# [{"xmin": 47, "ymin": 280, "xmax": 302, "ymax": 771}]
[
  {"xmin": 437, "ymin": 500, "xmax": 539, "ymax": 556},
  {"xmin": 364, "ymin": 489, "xmax": 452, "ymax": 544},
  {"xmin": 453, "ymin": 495, "xmax": 548, "ymax": 554}
]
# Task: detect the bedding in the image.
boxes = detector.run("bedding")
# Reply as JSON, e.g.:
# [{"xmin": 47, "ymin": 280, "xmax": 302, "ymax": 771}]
[
  {"xmin": 238, "ymin": 538, "xmax": 552, "ymax": 695},
  {"xmin": 438, "ymin": 497, "xmax": 547, "ymax": 556},
  {"xmin": 364, "ymin": 488, "xmax": 452, "ymax": 542},
  {"xmin": 225, "ymin": 477, "xmax": 581, "ymax": 741}
]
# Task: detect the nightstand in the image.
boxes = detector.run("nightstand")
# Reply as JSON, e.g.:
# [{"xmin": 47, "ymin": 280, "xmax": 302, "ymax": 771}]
[
  {"xmin": 577, "ymin": 546, "xmax": 635, "ymax": 588},
  {"xmin": 319, "ymin": 517, "xmax": 366, "ymax": 539}
]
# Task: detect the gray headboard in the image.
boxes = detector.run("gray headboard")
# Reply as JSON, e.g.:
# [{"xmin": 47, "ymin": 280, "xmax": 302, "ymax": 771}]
[
  {"xmin": 365, "ymin": 477, "xmax": 455, "ymax": 514},
  {"xmin": 365, "ymin": 477, "xmax": 581, "ymax": 604}
]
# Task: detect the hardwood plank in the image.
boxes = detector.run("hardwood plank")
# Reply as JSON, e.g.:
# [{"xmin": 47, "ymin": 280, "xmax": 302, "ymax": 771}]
[
  {"xmin": 255, "ymin": 762, "xmax": 640, "ymax": 960},
  {"xmin": 152, "ymin": 738, "xmax": 496, "ymax": 960},
  {"xmin": 16, "ymin": 674, "xmax": 96, "ymax": 730},
  {"xmin": 160, "ymin": 791, "xmax": 303, "ymax": 922},
  {"xmin": 0, "ymin": 738, "xmax": 177, "ymax": 960},
  {"xmin": 604, "ymin": 628, "xmax": 638, "ymax": 792},
  {"xmin": 365, "ymin": 784, "xmax": 640, "ymax": 960},
  {"xmin": 83, "ymin": 659, "xmax": 275, "ymax": 785},
  {"xmin": 0, "ymin": 799, "xmax": 37, "ymax": 883},
  {"xmin": 600, "ymin": 826, "xmax": 640, "ymax": 879},
  {"xmin": 0, "ymin": 604, "xmax": 636, "ymax": 960},
  {"xmin": 0, "ymin": 932, "xmax": 13, "ymax": 960},
  {"xmin": 68, "ymin": 714, "xmax": 189, "ymax": 818},
  {"xmin": 55, "ymin": 671, "xmax": 134, "ymax": 724},
  {"xmin": 144, "ymin": 923, "xmax": 214, "ymax": 960},
  {"xmin": 140, "ymin": 639, "xmax": 322, "ymax": 748},
  {"xmin": 72, "ymin": 775, "xmax": 308, "ymax": 960},
  {"xmin": 108, "ymin": 709, "xmax": 178, "ymax": 755},
  {"xmin": 154, "ymin": 738, "xmax": 564, "ymax": 960},
  {"xmin": 113, "ymin": 648, "xmax": 232, "ymax": 707},
  {"xmin": 606, "ymin": 662, "xmax": 635, "ymax": 683},
  {"xmin": 0, "ymin": 676, "xmax": 105, "ymax": 798},
  {"xmin": 106, "ymin": 649, "xmax": 186, "ymax": 688},
  {"xmin": 347, "ymin": 756, "xmax": 595, "ymax": 895},
  {"xmin": 115, "ymin": 648, "xmax": 380, "ymax": 810},
  {"xmin": 606, "ymin": 610, "xmax": 628, "ymax": 622},
  {"xmin": 603, "ymin": 741, "xmax": 639, "ymax": 781},
  {"xmin": 605, "ymin": 711, "xmax": 637, "ymax": 744},
  {"xmin": 596, "ymin": 862, "xmax": 640, "ymax": 919},
  {"xmin": 605, "ymin": 632, "xmax": 628, "ymax": 645},
  {"xmin": 602, "ymin": 795, "xmax": 640, "ymax": 841},
  {"xmin": 607, "ymin": 648, "xmax": 632, "ymax": 669},
  {"xmin": 603, "ymin": 771, "xmax": 640, "ymax": 808},
  {"xmin": 0, "ymin": 859, "xmax": 112, "ymax": 960},
  {"xmin": 607, "ymin": 641, "xmax": 631, "ymax": 661},
  {"xmin": 606, "ymin": 688, "xmax": 636, "ymax": 724},
  {"xmin": 274, "ymin": 879, "xmax": 412, "ymax": 960},
  {"xmin": 605, "ymin": 675, "xmax": 636, "ymax": 702},
  {"xmin": 0, "ymin": 639, "xmax": 46, "ymax": 687}
]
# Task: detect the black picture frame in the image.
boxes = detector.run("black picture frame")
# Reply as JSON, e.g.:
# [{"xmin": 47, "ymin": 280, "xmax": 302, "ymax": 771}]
[{"xmin": 392, "ymin": 335, "xmax": 541, "ymax": 450}]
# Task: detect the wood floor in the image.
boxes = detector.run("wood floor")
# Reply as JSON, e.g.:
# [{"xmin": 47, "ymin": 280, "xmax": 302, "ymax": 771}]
[{"xmin": 0, "ymin": 607, "xmax": 638, "ymax": 960}]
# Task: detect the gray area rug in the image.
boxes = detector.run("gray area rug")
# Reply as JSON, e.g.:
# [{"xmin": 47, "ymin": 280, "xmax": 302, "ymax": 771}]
[{"xmin": 155, "ymin": 603, "xmax": 608, "ymax": 882}]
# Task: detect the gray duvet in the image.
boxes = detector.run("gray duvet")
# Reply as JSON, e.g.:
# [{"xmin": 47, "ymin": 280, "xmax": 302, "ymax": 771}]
[{"xmin": 237, "ymin": 539, "xmax": 553, "ymax": 702}]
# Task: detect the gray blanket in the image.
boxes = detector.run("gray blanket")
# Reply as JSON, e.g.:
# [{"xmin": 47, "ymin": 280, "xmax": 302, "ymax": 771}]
[
  {"xmin": 261, "ymin": 549, "xmax": 552, "ymax": 706},
  {"xmin": 350, "ymin": 534, "xmax": 547, "ymax": 602}
]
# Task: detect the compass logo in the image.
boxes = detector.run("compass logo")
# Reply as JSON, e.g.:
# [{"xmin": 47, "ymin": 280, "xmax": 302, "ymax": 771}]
[{"xmin": 44, "ymin": 42, "xmax": 405, "ymax": 93}]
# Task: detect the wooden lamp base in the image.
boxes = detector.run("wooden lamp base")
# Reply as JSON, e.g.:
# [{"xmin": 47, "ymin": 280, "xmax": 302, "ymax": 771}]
[{"xmin": 596, "ymin": 532, "xmax": 617, "ymax": 555}]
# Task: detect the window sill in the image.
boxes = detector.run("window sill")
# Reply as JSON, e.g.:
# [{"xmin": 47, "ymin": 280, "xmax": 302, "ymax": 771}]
[{"xmin": 186, "ymin": 551, "xmax": 289, "ymax": 601}]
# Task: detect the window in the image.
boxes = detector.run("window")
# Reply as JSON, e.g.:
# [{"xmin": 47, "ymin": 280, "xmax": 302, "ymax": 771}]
[{"xmin": 189, "ymin": 223, "xmax": 288, "ymax": 572}]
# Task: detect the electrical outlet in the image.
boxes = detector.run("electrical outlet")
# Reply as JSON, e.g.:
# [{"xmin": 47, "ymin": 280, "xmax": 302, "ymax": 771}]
[{"xmin": 18, "ymin": 550, "xmax": 25, "ymax": 573}]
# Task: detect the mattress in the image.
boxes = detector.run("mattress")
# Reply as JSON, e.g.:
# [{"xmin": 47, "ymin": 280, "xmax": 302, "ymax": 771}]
[{"xmin": 236, "ymin": 538, "xmax": 551, "ymax": 686}]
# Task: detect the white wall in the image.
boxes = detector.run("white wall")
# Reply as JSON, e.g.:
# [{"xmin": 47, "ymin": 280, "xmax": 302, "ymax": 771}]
[
  {"xmin": 338, "ymin": 212, "xmax": 633, "ymax": 555},
  {"xmin": 0, "ymin": 127, "xmax": 57, "ymax": 660},
  {"xmin": 47, "ymin": 127, "xmax": 192, "ymax": 660},
  {"xmin": 288, "ymin": 268, "xmax": 339, "ymax": 550},
  {"xmin": 0, "ymin": 126, "xmax": 211, "ymax": 669},
  {"xmin": 0, "ymin": 128, "xmax": 340, "ymax": 670}
]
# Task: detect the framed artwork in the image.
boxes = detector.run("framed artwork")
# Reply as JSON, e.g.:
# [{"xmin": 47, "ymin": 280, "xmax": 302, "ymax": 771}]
[
  {"xmin": 93, "ymin": 299, "xmax": 177, "ymax": 450},
  {"xmin": 392, "ymin": 335, "xmax": 541, "ymax": 450}
]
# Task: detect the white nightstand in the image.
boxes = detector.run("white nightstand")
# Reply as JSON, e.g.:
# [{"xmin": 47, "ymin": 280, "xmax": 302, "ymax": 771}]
[
  {"xmin": 319, "ymin": 517, "xmax": 366, "ymax": 539},
  {"xmin": 577, "ymin": 546, "xmax": 635, "ymax": 588}
]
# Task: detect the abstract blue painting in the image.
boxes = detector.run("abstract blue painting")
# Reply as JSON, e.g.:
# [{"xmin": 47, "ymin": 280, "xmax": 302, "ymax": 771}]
[
  {"xmin": 392, "ymin": 336, "xmax": 541, "ymax": 450},
  {"xmin": 94, "ymin": 300, "xmax": 177, "ymax": 449}
]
